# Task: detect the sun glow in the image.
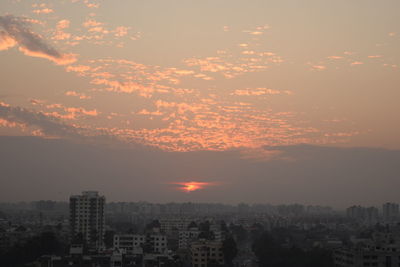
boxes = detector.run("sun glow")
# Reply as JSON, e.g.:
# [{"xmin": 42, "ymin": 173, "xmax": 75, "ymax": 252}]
[{"xmin": 174, "ymin": 182, "xmax": 213, "ymax": 192}]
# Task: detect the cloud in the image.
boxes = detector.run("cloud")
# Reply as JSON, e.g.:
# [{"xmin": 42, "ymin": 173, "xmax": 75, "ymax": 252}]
[
  {"xmin": 0, "ymin": 103, "xmax": 82, "ymax": 139},
  {"xmin": 0, "ymin": 103, "xmax": 113, "ymax": 145},
  {"xmin": 327, "ymin": 56, "xmax": 343, "ymax": 60},
  {"xmin": 52, "ymin": 19, "xmax": 71, "ymax": 40},
  {"xmin": 65, "ymin": 90, "xmax": 91, "ymax": 100},
  {"xmin": 310, "ymin": 65, "xmax": 327, "ymax": 71},
  {"xmin": 32, "ymin": 8, "xmax": 54, "ymax": 14},
  {"xmin": 0, "ymin": 30, "xmax": 17, "ymax": 50},
  {"xmin": 231, "ymin": 88, "xmax": 291, "ymax": 96},
  {"xmin": 0, "ymin": 15, "xmax": 77, "ymax": 65},
  {"xmin": 351, "ymin": 61, "xmax": 364, "ymax": 66},
  {"xmin": 72, "ymin": 0, "xmax": 100, "ymax": 9}
]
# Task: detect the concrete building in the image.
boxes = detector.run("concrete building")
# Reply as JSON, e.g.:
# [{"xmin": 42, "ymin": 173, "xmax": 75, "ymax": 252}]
[
  {"xmin": 383, "ymin": 203, "xmax": 399, "ymax": 223},
  {"xmin": 69, "ymin": 191, "xmax": 105, "ymax": 249},
  {"xmin": 178, "ymin": 228, "xmax": 200, "ymax": 249},
  {"xmin": 114, "ymin": 234, "xmax": 168, "ymax": 254},
  {"xmin": 190, "ymin": 240, "xmax": 224, "ymax": 267},
  {"xmin": 334, "ymin": 232, "xmax": 400, "ymax": 267},
  {"xmin": 113, "ymin": 234, "xmax": 145, "ymax": 254}
]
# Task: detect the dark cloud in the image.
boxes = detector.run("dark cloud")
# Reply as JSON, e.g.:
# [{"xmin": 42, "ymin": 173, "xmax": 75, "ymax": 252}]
[
  {"xmin": 0, "ymin": 104, "xmax": 118, "ymax": 145},
  {"xmin": 0, "ymin": 15, "xmax": 76, "ymax": 64}
]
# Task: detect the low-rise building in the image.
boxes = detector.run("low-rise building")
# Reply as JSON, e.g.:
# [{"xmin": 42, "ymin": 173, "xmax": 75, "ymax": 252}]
[
  {"xmin": 190, "ymin": 240, "xmax": 224, "ymax": 267},
  {"xmin": 334, "ymin": 232, "xmax": 400, "ymax": 267},
  {"xmin": 113, "ymin": 234, "xmax": 167, "ymax": 254}
]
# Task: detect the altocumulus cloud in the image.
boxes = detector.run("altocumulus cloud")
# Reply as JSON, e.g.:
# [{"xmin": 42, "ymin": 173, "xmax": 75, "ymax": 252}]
[{"xmin": 0, "ymin": 15, "xmax": 77, "ymax": 65}]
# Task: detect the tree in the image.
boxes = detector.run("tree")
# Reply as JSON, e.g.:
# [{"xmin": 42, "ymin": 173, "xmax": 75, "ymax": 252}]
[
  {"xmin": 199, "ymin": 221, "xmax": 214, "ymax": 240},
  {"xmin": 188, "ymin": 221, "xmax": 198, "ymax": 229},
  {"xmin": 223, "ymin": 236, "xmax": 238, "ymax": 267},
  {"xmin": 220, "ymin": 221, "xmax": 229, "ymax": 234},
  {"xmin": 230, "ymin": 224, "xmax": 247, "ymax": 243},
  {"xmin": 145, "ymin": 220, "xmax": 161, "ymax": 232},
  {"xmin": 104, "ymin": 230, "xmax": 115, "ymax": 249},
  {"xmin": 199, "ymin": 221, "xmax": 211, "ymax": 232},
  {"xmin": 252, "ymin": 231, "xmax": 333, "ymax": 267},
  {"xmin": 0, "ymin": 231, "xmax": 66, "ymax": 267}
]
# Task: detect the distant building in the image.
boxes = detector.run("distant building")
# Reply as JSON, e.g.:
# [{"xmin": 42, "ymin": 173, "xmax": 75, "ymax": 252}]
[
  {"xmin": 383, "ymin": 203, "xmax": 399, "ymax": 223},
  {"xmin": 364, "ymin": 207, "xmax": 379, "ymax": 224},
  {"xmin": 69, "ymin": 191, "xmax": 105, "ymax": 249},
  {"xmin": 34, "ymin": 200, "xmax": 56, "ymax": 211},
  {"xmin": 114, "ymin": 234, "xmax": 167, "ymax": 254},
  {"xmin": 190, "ymin": 240, "xmax": 224, "ymax": 267},
  {"xmin": 346, "ymin": 205, "xmax": 379, "ymax": 224},
  {"xmin": 160, "ymin": 218, "xmax": 192, "ymax": 234}
]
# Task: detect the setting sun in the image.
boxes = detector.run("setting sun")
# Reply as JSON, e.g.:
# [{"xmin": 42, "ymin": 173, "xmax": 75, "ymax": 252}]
[{"xmin": 173, "ymin": 182, "xmax": 213, "ymax": 193}]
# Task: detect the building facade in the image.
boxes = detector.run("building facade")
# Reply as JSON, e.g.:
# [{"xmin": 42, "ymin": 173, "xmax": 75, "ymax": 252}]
[
  {"xmin": 334, "ymin": 232, "xmax": 400, "ymax": 267},
  {"xmin": 70, "ymin": 191, "xmax": 105, "ymax": 249},
  {"xmin": 114, "ymin": 234, "xmax": 168, "ymax": 254},
  {"xmin": 178, "ymin": 228, "xmax": 200, "ymax": 249},
  {"xmin": 190, "ymin": 240, "xmax": 224, "ymax": 267}
]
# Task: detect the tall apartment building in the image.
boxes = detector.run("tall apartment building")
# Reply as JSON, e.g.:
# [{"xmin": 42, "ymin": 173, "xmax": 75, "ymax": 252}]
[
  {"xmin": 70, "ymin": 191, "xmax": 106, "ymax": 249},
  {"xmin": 383, "ymin": 203, "xmax": 399, "ymax": 223}
]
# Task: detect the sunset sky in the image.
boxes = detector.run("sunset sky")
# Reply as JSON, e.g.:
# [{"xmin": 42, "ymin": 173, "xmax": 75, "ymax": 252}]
[{"xmin": 1, "ymin": 1, "xmax": 400, "ymax": 206}]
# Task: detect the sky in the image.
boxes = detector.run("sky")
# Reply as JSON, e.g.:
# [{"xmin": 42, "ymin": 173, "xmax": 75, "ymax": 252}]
[{"xmin": 0, "ymin": 0, "xmax": 399, "ymax": 207}]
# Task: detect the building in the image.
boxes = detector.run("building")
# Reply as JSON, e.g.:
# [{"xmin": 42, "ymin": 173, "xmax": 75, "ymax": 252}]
[
  {"xmin": 114, "ymin": 234, "xmax": 168, "ymax": 254},
  {"xmin": 178, "ymin": 228, "xmax": 200, "ymax": 249},
  {"xmin": 160, "ymin": 218, "xmax": 192, "ymax": 235},
  {"xmin": 346, "ymin": 206, "xmax": 379, "ymax": 224},
  {"xmin": 334, "ymin": 246, "xmax": 400, "ymax": 267},
  {"xmin": 69, "ymin": 191, "xmax": 105, "ymax": 249},
  {"xmin": 334, "ymin": 232, "xmax": 400, "ymax": 266},
  {"xmin": 383, "ymin": 203, "xmax": 399, "ymax": 223},
  {"xmin": 190, "ymin": 240, "xmax": 224, "ymax": 267}
]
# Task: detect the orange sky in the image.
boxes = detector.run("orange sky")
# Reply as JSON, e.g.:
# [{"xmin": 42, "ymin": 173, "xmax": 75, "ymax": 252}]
[{"xmin": 1, "ymin": 0, "xmax": 400, "ymax": 152}]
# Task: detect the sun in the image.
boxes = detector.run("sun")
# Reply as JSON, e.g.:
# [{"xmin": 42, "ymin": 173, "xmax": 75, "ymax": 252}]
[{"xmin": 173, "ymin": 181, "xmax": 213, "ymax": 193}]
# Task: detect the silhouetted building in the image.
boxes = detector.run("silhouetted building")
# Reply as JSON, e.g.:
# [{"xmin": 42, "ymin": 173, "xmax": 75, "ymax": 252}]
[{"xmin": 70, "ymin": 191, "xmax": 105, "ymax": 249}]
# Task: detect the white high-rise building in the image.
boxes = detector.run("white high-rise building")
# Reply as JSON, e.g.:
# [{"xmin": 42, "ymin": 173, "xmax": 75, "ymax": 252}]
[{"xmin": 70, "ymin": 191, "xmax": 106, "ymax": 249}]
